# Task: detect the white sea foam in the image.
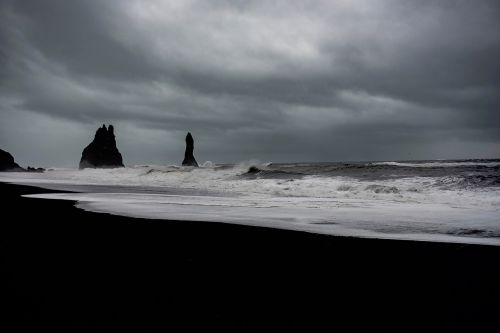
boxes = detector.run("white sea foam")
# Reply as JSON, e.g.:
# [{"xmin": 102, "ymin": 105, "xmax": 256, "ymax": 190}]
[
  {"xmin": 371, "ymin": 161, "xmax": 500, "ymax": 168},
  {"xmin": 23, "ymin": 192, "xmax": 500, "ymax": 246},
  {"xmin": 3, "ymin": 165, "xmax": 496, "ymax": 208},
  {"xmin": 1, "ymin": 164, "xmax": 499, "ymax": 245}
]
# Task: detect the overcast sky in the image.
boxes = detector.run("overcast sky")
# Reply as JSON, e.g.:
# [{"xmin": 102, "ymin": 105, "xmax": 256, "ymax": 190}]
[{"xmin": 1, "ymin": 0, "xmax": 499, "ymax": 167}]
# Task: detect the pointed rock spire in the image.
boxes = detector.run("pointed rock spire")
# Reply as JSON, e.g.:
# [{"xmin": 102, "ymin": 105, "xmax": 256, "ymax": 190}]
[{"xmin": 182, "ymin": 132, "xmax": 198, "ymax": 167}]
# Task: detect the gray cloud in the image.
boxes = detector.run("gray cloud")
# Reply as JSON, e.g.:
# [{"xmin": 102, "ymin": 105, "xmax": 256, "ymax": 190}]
[{"xmin": 1, "ymin": 0, "xmax": 499, "ymax": 167}]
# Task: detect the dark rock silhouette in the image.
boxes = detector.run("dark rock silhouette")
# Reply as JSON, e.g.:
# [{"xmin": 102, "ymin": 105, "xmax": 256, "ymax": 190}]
[
  {"xmin": 0, "ymin": 149, "xmax": 24, "ymax": 171},
  {"xmin": 79, "ymin": 124, "xmax": 124, "ymax": 169},
  {"xmin": 182, "ymin": 132, "xmax": 198, "ymax": 167},
  {"xmin": 247, "ymin": 166, "xmax": 261, "ymax": 174},
  {"xmin": 27, "ymin": 166, "xmax": 45, "ymax": 173}
]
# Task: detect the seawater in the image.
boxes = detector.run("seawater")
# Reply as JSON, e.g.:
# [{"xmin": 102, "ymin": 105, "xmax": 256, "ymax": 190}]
[{"xmin": 1, "ymin": 159, "xmax": 499, "ymax": 245}]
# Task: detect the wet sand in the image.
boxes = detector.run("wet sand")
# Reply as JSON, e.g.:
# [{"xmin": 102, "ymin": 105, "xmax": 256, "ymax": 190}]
[{"xmin": 1, "ymin": 182, "xmax": 499, "ymax": 331}]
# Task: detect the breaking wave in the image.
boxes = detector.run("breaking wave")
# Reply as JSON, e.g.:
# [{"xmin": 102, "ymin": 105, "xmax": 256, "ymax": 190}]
[
  {"xmin": 2, "ymin": 161, "xmax": 499, "ymax": 208},
  {"xmin": 371, "ymin": 160, "xmax": 500, "ymax": 168},
  {"xmin": 2, "ymin": 158, "xmax": 499, "ymax": 246}
]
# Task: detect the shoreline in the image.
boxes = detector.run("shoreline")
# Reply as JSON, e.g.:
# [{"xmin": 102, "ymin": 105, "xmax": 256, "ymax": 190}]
[
  {"xmin": 3, "ymin": 177, "xmax": 499, "ymax": 247},
  {"xmin": 1, "ymin": 182, "xmax": 500, "ymax": 330},
  {"xmin": 7, "ymin": 179, "xmax": 500, "ymax": 247}
]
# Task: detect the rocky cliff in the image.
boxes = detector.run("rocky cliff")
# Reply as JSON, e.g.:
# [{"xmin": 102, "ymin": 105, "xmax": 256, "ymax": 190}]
[{"xmin": 0, "ymin": 149, "xmax": 23, "ymax": 171}]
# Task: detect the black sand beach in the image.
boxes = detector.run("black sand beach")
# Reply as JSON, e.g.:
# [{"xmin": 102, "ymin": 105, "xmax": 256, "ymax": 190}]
[{"xmin": 1, "ymin": 182, "xmax": 499, "ymax": 331}]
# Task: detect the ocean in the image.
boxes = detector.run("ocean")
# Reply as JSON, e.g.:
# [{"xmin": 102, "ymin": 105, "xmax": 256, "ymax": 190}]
[{"xmin": 1, "ymin": 158, "xmax": 499, "ymax": 245}]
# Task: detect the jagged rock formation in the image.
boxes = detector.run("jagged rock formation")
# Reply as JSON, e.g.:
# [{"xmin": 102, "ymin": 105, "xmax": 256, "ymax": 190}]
[
  {"xmin": 27, "ymin": 166, "xmax": 45, "ymax": 173},
  {"xmin": 0, "ymin": 149, "xmax": 24, "ymax": 171},
  {"xmin": 79, "ymin": 124, "xmax": 124, "ymax": 169},
  {"xmin": 182, "ymin": 132, "xmax": 198, "ymax": 167}
]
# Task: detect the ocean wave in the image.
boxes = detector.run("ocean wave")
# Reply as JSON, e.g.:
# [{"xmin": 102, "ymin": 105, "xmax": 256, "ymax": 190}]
[
  {"xmin": 435, "ymin": 175, "xmax": 500, "ymax": 190},
  {"xmin": 365, "ymin": 184, "xmax": 400, "ymax": 194},
  {"xmin": 2, "ymin": 165, "xmax": 500, "ymax": 212},
  {"xmin": 3, "ymin": 161, "xmax": 500, "ymax": 246},
  {"xmin": 371, "ymin": 161, "xmax": 500, "ymax": 168}
]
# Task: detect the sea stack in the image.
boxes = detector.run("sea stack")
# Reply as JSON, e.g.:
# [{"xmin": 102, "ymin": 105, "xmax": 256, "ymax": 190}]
[
  {"xmin": 79, "ymin": 124, "xmax": 124, "ymax": 169},
  {"xmin": 0, "ymin": 149, "xmax": 24, "ymax": 171},
  {"xmin": 182, "ymin": 132, "xmax": 198, "ymax": 167}
]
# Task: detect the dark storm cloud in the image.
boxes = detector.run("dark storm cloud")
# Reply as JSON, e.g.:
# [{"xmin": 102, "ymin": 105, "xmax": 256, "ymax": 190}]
[{"xmin": 1, "ymin": 0, "xmax": 499, "ymax": 166}]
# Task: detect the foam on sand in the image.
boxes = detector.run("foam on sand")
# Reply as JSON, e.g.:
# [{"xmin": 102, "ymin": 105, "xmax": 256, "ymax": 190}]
[{"xmin": 1, "ymin": 163, "xmax": 499, "ymax": 246}]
